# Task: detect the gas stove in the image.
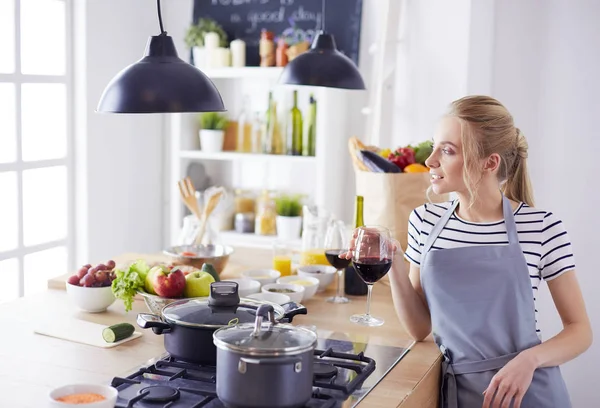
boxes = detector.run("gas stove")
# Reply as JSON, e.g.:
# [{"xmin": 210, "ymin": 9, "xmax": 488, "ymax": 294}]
[{"xmin": 111, "ymin": 338, "xmax": 409, "ymax": 408}]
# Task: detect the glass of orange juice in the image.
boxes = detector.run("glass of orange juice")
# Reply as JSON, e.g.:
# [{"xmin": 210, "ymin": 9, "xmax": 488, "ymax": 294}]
[{"xmin": 273, "ymin": 241, "xmax": 292, "ymax": 276}]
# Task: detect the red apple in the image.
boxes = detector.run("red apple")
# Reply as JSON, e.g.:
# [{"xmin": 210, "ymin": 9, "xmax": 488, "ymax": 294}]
[{"xmin": 152, "ymin": 268, "xmax": 186, "ymax": 298}]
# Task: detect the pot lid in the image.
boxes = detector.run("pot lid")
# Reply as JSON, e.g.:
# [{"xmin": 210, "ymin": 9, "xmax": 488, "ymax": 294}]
[
  {"xmin": 162, "ymin": 282, "xmax": 286, "ymax": 328},
  {"xmin": 213, "ymin": 304, "xmax": 317, "ymax": 355}
]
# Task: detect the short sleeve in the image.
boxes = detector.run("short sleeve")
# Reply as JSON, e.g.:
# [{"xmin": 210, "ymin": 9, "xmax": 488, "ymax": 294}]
[
  {"xmin": 539, "ymin": 212, "xmax": 576, "ymax": 280},
  {"xmin": 404, "ymin": 206, "xmax": 425, "ymax": 266}
]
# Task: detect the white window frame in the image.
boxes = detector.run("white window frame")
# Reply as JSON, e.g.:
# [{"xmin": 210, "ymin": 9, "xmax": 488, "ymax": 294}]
[{"xmin": 0, "ymin": 0, "xmax": 75, "ymax": 298}]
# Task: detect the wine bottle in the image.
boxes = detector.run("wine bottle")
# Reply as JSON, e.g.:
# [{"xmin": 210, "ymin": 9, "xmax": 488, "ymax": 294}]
[
  {"xmin": 303, "ymin": 94, "xmax": 316, "ymax": 156},
  {"xmin": 287, "ymin": 90, "xmax": 303, "ymax": 155},
  {"xmin": 345, "ymin": 195, "xmax": 368, "ymax": 296}
]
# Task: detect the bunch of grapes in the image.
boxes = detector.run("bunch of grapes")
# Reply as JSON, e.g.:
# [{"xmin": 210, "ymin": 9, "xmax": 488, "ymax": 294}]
[{"xmin": 67, "ymin": 260, "xmax": 117, "ymax": 287}]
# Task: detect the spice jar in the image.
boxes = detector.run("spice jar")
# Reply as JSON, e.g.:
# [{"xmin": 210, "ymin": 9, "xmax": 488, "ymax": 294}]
[
  {"xmin": 234, "ymin": 189, "xmax": 256, "ymax": 214},
  {"xmin": 234, "ymin": 212, "xmax": 255, "ymax": 233},
  {"xmin": 276, "ymin": 39, "xmax": 288, "ymax": 67},
  {"xmin": 255, "ymin": 190, "xmax": 277, "ymax": 235},
  {"xmin": 259, "ymin": 29, "xmax": 275, "ymax": 67}
]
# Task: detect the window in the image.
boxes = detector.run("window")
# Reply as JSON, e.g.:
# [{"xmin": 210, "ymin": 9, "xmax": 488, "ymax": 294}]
[{"xmin": 0, "ymin": 0, "xmax": 73, "ymax": 302}]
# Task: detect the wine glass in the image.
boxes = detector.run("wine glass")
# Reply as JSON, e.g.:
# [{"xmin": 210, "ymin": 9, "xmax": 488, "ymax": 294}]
[
  {"xmin": 324, "ymin": 219, "xmax": 351, "ymax": 304},
  {"xmin": 350, "ymin": 226, "xmax": 394, "ymax": 326}
]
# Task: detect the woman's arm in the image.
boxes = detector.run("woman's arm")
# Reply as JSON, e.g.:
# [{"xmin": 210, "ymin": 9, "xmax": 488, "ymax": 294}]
[
  {"xmin": 388, "ymin": 256, "xmax": 432, "ymax": 341},
  {"xmin": 521, "ymin": 270, "xmax": 592, "ymax": 367}
]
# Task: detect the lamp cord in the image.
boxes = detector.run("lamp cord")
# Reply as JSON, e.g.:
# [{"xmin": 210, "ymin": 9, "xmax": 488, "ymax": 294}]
[
  {"xmin": 157, "ymin": 0, "xmax": 166, "ymax": 35},
  {"xmin": 322, "ymin": 0, "xmax": 326, "ymax": 32}
]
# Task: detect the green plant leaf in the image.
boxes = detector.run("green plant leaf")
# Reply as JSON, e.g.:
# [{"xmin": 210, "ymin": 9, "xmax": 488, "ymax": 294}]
[
  {"xmin": 199, "ymin": 112, "xmax": 229, "ymax": 130},
  {"xmin": 274, "ymin": 194, "xmax": 303, "ymax": 217}
]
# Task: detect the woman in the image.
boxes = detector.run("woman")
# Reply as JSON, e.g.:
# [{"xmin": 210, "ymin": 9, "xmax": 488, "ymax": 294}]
[{"xmin": 347, "ymin": 96, "xmax": 592, "ymax": 408}]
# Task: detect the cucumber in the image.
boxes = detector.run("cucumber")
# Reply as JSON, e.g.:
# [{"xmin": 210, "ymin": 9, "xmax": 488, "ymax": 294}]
[
  {"xmin": 201, "ymin": 263, "xmax": 220, "ymax": 282},
  {"xmin": 102, "ymin": 323, "xmax": 135, "ymax": 343}
]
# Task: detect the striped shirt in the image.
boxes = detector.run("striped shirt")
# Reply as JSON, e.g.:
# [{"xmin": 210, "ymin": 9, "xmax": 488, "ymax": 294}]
[{"xmin": 404, "ymin": 200, "xmax": 576, "ymax": 338}]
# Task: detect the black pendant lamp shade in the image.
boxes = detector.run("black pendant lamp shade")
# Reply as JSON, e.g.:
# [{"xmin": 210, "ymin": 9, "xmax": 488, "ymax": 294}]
[
  {"xmin": 97, "ymin": 0, "xmax": 225, "ymax": 114},
  {"xmin": 278, "ymin": 32, "xmax": 366, "ymax": 90}
]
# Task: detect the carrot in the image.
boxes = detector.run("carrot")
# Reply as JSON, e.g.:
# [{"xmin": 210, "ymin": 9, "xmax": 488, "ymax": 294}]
[{"xmin": 56, "ymin": 393, "xmax": 106, "ymax": 403}]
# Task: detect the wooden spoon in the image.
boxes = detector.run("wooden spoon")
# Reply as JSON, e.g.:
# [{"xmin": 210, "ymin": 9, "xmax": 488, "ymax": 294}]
[
  {"xmin": 194, "ymin": 188, "xmax": 225, "ymax": 246},
  {"xmin": 177, "ymin": 177, "xmax": 202, "ymax": 220}
]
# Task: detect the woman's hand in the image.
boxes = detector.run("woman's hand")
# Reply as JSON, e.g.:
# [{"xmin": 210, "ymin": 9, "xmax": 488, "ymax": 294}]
[
  {"xmin": 482, "ymin": 352, "xmax": 537, "ymax": 408},
  {"xmin": 339, "ymin": 228, "xmax": 402, "ymax": 260}
]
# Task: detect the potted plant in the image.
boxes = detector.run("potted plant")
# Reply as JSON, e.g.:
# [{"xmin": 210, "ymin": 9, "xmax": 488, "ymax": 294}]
[
  {"xmin": 185, "ymin": 18, "xmax": 228, "ymax": 69},
  {"xmin": 274, "ymin": 194, "xmax": 303, "ymax": 240},
  {"xmin": 199, "ymin": 112, "xmax": 229, "ymax": 153},
  {"xmin": 277, "ymin": 18, "xmax": 312, "ymax": 62}
]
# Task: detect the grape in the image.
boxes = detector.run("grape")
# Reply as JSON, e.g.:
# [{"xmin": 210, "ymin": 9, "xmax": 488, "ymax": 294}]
[
  {"xmin": 67, "ymin": 275, "xmax": 80, "ymax": 285},
  {"xmin": 95, "ymin": 270, "xmax": 108, "ymax": 283},
  {"xmin": 88, "ymin": 266, "xmax": 99, "ymax": 274},
  {"xmin": 80, "ymin": 274, "xmax": 96, "ymax": 287},
  {"xmin": 96, "ymin": 263, "xmax": 107, "ymax": 271},
  {"xmin": 106, "ymin": 260, "xmax": 116, "ymax": 269},
  {"xmin": 83, "ymin": 264, "xmax": 92, "ymax": 269},
  {"xmin": 77, "ymin": 268, "xmax": 88, "ymax": 279}
]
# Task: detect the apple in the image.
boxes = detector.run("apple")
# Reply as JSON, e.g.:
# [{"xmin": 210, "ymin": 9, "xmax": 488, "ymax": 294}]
[
  {"xmin": 151, "ymin": 267, "xmax": 186, "ymax": 298},
  {"xmin": 183, "ymin": 271, "xmax": 215, "ymax": 298},
  {"xmin": 145, "ymin": 266, "xmax": 163, "ymax": 295}
]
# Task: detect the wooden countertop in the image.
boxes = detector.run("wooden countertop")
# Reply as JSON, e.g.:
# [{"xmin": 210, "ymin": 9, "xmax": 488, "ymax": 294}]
[{"xmin": 3, "ymin": 248, "xmax": 440, "ymax": 408}]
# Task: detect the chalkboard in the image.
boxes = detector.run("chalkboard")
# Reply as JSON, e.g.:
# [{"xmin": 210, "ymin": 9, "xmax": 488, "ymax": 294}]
[{"xmin": 192, "ymin": 0, "xmax": 363, "ymax": 67}]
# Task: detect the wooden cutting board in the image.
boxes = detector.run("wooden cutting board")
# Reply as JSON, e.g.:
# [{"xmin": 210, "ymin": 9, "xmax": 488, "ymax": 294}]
[{"xmin": 34, "ymin": 318, "xmax": 142, "ymax": 348}]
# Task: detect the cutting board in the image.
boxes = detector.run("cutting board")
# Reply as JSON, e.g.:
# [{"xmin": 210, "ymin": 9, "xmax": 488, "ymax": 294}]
[{"xmin": 34, "ymin": 319, "xmax": 142, "ymax": 348}]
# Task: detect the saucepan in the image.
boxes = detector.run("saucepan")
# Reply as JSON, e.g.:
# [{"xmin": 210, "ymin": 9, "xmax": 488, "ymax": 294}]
[{"xmin": 136, "ymin": 281, "xmax": 307, "ymax": 365}]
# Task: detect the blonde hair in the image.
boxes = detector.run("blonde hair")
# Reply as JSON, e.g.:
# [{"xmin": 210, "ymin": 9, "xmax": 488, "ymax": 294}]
[{"xmin": 447, "ymin": 95, "xmax": 534, "ymax": 207}]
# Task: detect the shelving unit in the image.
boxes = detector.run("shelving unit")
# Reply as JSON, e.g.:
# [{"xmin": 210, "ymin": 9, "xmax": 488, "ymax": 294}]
[{"xmin": 167, "ymin": 67, "xmax": 364, "ymax": 248}]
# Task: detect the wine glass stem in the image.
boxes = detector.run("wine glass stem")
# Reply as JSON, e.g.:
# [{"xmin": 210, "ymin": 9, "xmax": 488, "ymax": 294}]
[
  {"xmin": 365, "ymin": 284, "xmax": 374, "ymax": 317},
  {"xmin": 336, "ymin": 269, "xmax": 344, "ymax": 298}
]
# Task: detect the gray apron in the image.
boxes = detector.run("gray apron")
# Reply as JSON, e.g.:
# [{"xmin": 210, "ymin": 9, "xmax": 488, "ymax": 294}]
[{"xmin": 420, "ymin": 196, "xmax": 571, "ymax": 408}]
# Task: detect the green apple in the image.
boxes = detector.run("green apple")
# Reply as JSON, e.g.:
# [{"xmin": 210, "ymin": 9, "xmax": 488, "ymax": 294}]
[{"xmin": 183, "ymin": 271, "xmax": 215, "ymax": 298}]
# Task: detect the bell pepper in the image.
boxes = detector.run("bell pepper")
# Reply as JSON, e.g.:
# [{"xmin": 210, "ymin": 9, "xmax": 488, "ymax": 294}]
[{"xmin": 388, "ymin": 147, "xmax": 416, "ymax": 171}]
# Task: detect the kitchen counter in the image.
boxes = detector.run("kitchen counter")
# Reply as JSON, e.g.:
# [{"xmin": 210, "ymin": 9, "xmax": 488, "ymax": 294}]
[{"xmin": 2, "ymin": 247, "xmax": 441, "ymax": 408}]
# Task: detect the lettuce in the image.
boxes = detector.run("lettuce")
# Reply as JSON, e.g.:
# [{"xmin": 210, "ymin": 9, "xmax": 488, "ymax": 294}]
[{"xmin": 111, "ymin": 260, "xmax": 150, "ymax": 312}]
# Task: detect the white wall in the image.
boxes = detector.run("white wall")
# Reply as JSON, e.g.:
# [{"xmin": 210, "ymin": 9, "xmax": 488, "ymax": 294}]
[
  {"xmin": 392, "ymin": 1, "xmax": 599, "ymax": 406},
  {"xmin": 74, "ymin": 0, "xmax": 165, "ymax": 264}
]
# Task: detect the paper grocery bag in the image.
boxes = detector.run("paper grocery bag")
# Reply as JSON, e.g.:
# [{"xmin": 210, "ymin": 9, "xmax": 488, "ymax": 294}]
[{"xmin": 355, "ymin": 171, "xmax": 448, "ymax": 252}]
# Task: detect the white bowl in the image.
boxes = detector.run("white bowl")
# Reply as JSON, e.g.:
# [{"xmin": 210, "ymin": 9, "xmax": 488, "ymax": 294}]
[
  {"xmin": 223, "ymin": 278, "xmax": 261, "ymax": 297},
  {"xmin": 262, "ymin": 283, "xmax": 304, "ymax": 304},
  {"xmin": 246, "ymin": 292, "xmax": 291, "ymax": 305},
  {"xmin": 297, "ymin": 265, "xmax": 337, "ymax": 292},
  {"xmin": 240, "ymin": 269, "xmax": 281, "ymax": 287},
  {"xmin": 66, "ymin": 283, "xmax": 116, "ymax": 313},
  {"xmin": 276, "ymin": 276, "xmax": 320, "ymax": 301},
  {"xmin": 49, "ymin": 383, "xmax": 118, "ymax": 407}
]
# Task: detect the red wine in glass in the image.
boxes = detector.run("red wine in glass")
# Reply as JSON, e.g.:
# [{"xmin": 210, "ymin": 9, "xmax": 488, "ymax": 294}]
[
  {"xmin": 353, "ymin": 257, "xmax": 392, "ymax": 284},
  {"xmin": 325, "ymin": 249, "xmax": 351, "ymax": 270}
]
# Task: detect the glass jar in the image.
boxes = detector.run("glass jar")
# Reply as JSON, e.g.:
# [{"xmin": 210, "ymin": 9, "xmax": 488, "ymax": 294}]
[
  {"xmin": 255, "ymin": 190, "xmax": 277, "ymax": 236},
  {"xmin": 299, "ymin": 204, "xmax": 330, "ymax": 265},
  {"xmin": 234, "ymin": 189, "xmax": 256, "ymax": 214}
]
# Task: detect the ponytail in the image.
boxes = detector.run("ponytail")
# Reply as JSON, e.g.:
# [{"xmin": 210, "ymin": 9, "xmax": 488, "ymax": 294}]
[{"xmin": 502, "ymin": 129, "xmax": 535, "ymax": 207}]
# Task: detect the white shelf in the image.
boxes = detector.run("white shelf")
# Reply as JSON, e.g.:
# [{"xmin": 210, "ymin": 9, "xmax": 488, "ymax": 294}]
[
  {"xmin": 219, "ymin": 230, "xmax": 301, "ymax": 249},
  {"xmin": 179, "ymin": 150, "xmax": 316, "ymax": 164},
  {"xmin": 203, "ymin": 67, "xmax": 284, "ymax": 80}
]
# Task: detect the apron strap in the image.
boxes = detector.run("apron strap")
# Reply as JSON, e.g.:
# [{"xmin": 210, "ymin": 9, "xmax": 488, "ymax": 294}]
[
  {"xmin": 502, "ymin": 194, "xmax": 519, "ymax": 245},
  {"xmin": 423, "ymin": 200, "xmax": 459, "ymax": 254}
]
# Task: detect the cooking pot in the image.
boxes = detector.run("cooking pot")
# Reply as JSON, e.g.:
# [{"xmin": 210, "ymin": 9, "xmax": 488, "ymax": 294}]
[
  {"xmin": 213, "ymin": 303, "xmax": 318, "ymax": 408},
  {"xmin": 136, "ymin": 281, "xmax": 307, "ymax": 365}
]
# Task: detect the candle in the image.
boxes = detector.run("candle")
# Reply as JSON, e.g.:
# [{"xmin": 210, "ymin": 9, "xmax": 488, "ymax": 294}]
[
  {"xmin": 204, "ymin": 32, "xmax": 219, "ymax": 49},
  {"xmin": 230, "ymin": 39, "xmax": 246, "ymax": 67}
]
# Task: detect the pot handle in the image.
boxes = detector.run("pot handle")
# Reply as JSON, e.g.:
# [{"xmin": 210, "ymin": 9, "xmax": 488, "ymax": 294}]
[
  {"xmin": 280, "ymin": 302, "xmax": 307, "ymax": 323},
  {"xmin": 252, "ymin": 304, "xmax": 276, "ymax": 337},
  {"xmin": 239, "ymin": 357, "xmax": 304, "ymax": 373},
  {"xmin": 136, "ymin": 313, "xmax": 172, "ymax": 335}
]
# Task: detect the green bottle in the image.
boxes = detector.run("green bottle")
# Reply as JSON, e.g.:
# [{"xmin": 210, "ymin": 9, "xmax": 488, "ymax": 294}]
[
  {"xmin": 303, "ymin": 94, "xmax": 316, "ymax": 156},
  {"xmin": 287, "ymin": 90, "xmax": 303, "ymax": 156}
]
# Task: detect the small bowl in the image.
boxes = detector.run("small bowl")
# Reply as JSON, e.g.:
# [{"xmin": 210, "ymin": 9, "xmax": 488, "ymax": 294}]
[
  {"xmin": 297, "ymin": 265, "xmax": 337, "ymax": 292},
  {"xmin": 262, "ymin": 283, "xmax": 304, "ymax": 304},
  {"xmin": 163, "ymin": 244, "xmax": 234, "ymax": 275},
  {"xmin": 246, "ymin": 292, "xmax": 291, "ymax": 305},
  {"xmin": 222, "ymin": 278, "xmax": 261, "ymax": 297},
  {"xmin": 276, "ymin": 276, "xmax": 319, "ymax": 301},
  {"xmin": 49, "ymin": 383, "xmax": 118, "ymax": 407},
  {"xmin": 66, "ymin": 283, "xmax": 116, "ymax": 313},
  {"xmin": 240, "ymin": 269, "xmax": 281, "ymax": 287}
]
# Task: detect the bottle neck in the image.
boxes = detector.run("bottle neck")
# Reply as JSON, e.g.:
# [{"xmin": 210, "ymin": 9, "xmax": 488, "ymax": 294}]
[
  {"xmin": 293, "ymin": 91, "xmax": 298, "ymax": 107},
  {"xmin": 354, "ymin": 196, "xmax": 364, "ymax": 228}
]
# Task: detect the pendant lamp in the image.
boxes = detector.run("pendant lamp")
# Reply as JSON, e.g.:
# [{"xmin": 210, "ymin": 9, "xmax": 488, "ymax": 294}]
[
  {"xmin": 97, "ymin": 0, "xmax": 225, "ymax": 113},
  {"xmin": 278, "ymin": 0, "xmax": 366, "ymax": 90}
]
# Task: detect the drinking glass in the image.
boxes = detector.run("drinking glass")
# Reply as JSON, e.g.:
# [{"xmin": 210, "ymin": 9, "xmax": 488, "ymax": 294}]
[
  {"xmin": 350, "ymin": 226, "xmax": 394, "ymax": 326},
  {"xmin": 324, "ymin": 219, "xmax": 351, "ymax": 304}
]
